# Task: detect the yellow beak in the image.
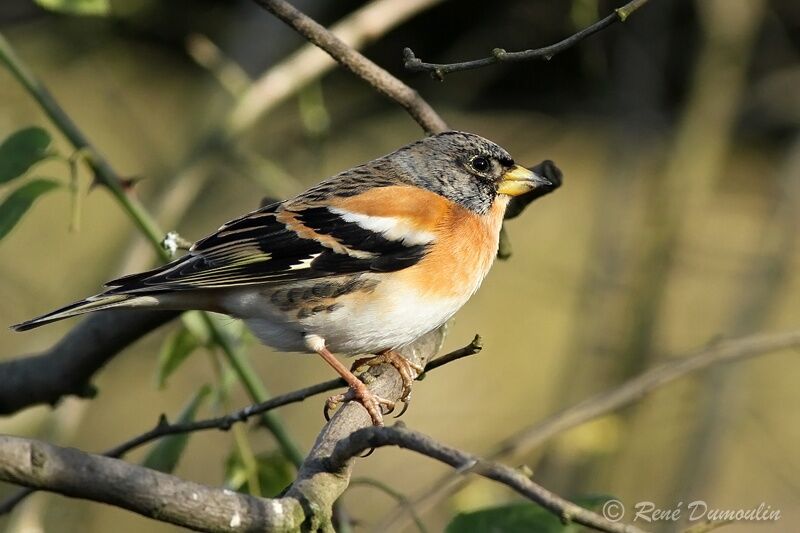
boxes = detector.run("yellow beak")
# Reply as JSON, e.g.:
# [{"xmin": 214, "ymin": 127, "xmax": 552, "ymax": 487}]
[{"xmin": 497, "ymin": 165, "xmax": 552, "ymax": 197}]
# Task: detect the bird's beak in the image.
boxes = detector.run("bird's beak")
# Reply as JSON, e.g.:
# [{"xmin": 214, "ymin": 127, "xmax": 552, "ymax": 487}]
[{"xmin": 497, "ymin": 165, "xmax": 553, "ymax": 196}]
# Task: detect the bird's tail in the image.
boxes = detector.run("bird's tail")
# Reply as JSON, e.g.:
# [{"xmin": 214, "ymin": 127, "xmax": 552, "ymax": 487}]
[{"xmin": 10, "ymin": 292, "xmax": 160, "ymax": 331}]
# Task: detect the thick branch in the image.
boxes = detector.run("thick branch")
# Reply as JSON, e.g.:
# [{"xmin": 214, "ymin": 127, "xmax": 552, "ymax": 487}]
[
  {"xmin": 0, "ymin": 435, "xmax": 305, "ymax": 532},
  {"xmin": 0, "ymin": 311, "xmax": 177, "ymax": 414},
  {"xmin": 250, "ymin": 0, "xmax": 447, "ymax": 134},
  {"xmin": 403, "ymin": 0, "xmax": 650, "ymax": 79}
]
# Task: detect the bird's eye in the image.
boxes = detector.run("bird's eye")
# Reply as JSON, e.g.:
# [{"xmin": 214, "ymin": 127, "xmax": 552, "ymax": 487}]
[{"xmin": 470, "ymin": 156, "xmax": 491, "ymax": 173}]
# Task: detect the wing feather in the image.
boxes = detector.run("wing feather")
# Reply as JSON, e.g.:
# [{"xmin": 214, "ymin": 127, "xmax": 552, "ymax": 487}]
[{"xmin": 104, "ymin": 201, "xmax": 431, "ymax": 293}]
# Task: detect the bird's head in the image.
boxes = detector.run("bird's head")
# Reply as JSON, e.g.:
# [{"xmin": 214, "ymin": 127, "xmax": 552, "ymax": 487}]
[{"xmin": 389, "ymin": 130, "xmax": 554, "ymax": 214}]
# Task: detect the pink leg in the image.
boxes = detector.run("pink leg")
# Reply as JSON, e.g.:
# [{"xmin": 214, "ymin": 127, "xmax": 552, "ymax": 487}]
[{"xmin": 305, "ymin": 335, "xmax": 395, "ymax": 426}]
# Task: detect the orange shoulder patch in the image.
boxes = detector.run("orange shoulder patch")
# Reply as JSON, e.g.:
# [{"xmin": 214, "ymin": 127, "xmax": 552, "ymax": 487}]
[{"xmin": 327, "ymin": 185, "xmax": 450, "ymax": 232}]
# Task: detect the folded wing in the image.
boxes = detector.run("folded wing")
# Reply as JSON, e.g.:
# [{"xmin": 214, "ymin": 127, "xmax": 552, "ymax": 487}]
[{"xmin": 105, "ymin": 200, "xmax": 433, "ymax": 294}]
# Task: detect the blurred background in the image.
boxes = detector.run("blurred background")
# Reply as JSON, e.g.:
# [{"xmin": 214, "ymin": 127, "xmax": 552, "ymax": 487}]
[{"xmin": 1, "ymin": 0, "xmax": 799, "ymax": 531}]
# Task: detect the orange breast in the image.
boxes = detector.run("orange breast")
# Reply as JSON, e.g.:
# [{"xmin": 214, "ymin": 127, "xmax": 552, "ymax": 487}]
[{"xmin": 396, "ymin": 196, "xmax": 507, "ymax": 298}]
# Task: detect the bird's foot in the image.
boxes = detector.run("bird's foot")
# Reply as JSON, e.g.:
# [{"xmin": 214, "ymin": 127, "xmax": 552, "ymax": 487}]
[
  {"xmin": 351, "ymin": 350, "xmax": 423, "ymax": 416},
  {"xmin": 324, "ymin": 379, "xmax": 395, "ymax": 426}
]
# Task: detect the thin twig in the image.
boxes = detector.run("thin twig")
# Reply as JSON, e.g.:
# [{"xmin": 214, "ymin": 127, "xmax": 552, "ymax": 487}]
[
  {"xmin": 118, "ymin": 337, "xmax": 481, "ymax": 458},
  {"xmin": 328, "ymin": 425, "xmax": 645, "ymax": 533},
  {"xmin": 350, "ymin": 477, "xmax": 429, "ymax": 533},
  {"xmin": 419, "ymin": 334, "xmax": 482, "ymax": 376},
  {"xmin": 249, "ymin": 0, "xmax": 447, "ymax": 134},
  {"xmin": 0, "ymin": 33, "xmax": 164, "ymax": 248},
  {"xmin": 378, "ymin": 329, "xmax": 800, "ymax": 531},
  {"xmin": 403, "ymin": 0, "xmax": 651, "ymax": 79}
]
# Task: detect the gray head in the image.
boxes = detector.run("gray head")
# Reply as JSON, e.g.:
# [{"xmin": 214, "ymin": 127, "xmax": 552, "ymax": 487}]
[{"xmin": 385, "ymin": 131, "xmax": 549, "ymax": 214}]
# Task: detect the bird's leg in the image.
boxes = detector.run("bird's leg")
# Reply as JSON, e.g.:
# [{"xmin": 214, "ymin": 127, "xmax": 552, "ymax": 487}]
[
  {"xmin": 351, "ymin": 349, "xmax": 424, "ymax": 410},
  {"xmin": 304, "ymin": 334, "xmax": 394, "ymax": 426}
]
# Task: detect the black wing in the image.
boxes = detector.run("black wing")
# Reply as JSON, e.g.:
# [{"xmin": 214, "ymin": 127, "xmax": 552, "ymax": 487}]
[{"xmin": 104, "ymin": 202, "xmax": 429, "ymax": 293}]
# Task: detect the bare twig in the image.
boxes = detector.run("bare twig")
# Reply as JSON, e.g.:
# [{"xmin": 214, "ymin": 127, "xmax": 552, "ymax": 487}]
[
  {"xmin": 419, "ymin": 334, "xmax": 482, "ymax": 376},
  {"xmin": 378, "ymin": 329, "xmax": 800, "ymax": 531},
  {"xmin": 249, "ymin": 0, "xmax": 447, "ymax": 134},
  {"xmin": 350, "ymin": 477, "xmax": 429, "ymax": 533},
  {"xmin": 107, "ymin": 335, "xmax": 481, "ymax": 460},
  {"xmin": 227, "ymin": 0, "xmax": 445, "ymax": 137},
  {"xmin": 403, "ymin": 0, "xmax": 651, "ymax": 79},
  {"xmin": 327, "ymin": 425, "xmax": 644, "ymax": 533}
]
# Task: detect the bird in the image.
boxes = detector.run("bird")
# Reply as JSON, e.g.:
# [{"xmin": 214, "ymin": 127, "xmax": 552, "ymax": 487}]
[{"xmin": 12, "ymin": 131, "xmax": 555, "ymax": 425}]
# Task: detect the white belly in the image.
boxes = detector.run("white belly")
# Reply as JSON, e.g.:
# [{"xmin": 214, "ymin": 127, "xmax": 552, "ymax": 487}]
[
  {"xmin": 306, "ymin": 279, "xmax": 467, "ymax": 354},
  {"xmin": 230, "ymin": 278, "xmax": 469, "ymax": 355}
]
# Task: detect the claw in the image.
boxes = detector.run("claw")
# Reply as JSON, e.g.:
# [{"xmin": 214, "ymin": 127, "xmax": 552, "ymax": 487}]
[
  {"xmin": 324, "ymin": 393, "xmax": 345, "ymax": 421},
  {"xmin": 394, "ymin": 396, "xmax": 411, "ymax": 418},
  {"xmin": 323, "ymin": 384, "xmax": 395, "ymax": 426},
  {"xmin": 350, "ymin": 350, "xmax": 421, "ymax": 410}
]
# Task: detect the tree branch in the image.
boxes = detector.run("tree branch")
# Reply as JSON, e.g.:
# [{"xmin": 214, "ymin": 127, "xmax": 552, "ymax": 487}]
[
  {"xmin": 106, "ymin": 334, "xmax": 481, "ymax": 461},
  {"xmin": 249, "ymin": 0, "xmax": 448, "ymax": 134},
  {"xmin": 0, "ymin": 420, "xmax": 644, "ymax": 533},
  {"xmin": 1, "ymin": 327, "xmax": 467, "ymax": 516},
  {"xmin": 0, "ymin": 435, "xmax": 306, "ymax": 532},
  {"xmin": 403, "ymin": 0, "xmax": 651, "ymax": 79},
  {"xmin": 327, "ymin": 425, "xmax": 644, "ymax": 533},
  {"xmin": 226, "ymin": 0, "xmax": 445, "ymax": 138},
  {"xmin": 0, "ymin": 310, "xmax": 177, "ymax": 415},
  {"xmin": 378, "ymin": 329, "xmax": 800, "ymax": 531}
]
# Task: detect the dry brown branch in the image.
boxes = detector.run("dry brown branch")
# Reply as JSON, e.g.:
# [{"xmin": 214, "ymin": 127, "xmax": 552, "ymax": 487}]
[
  {"xmin": 227, "ymin": 0, "xmax": 445, "ymax": 137},
  {"xmin": 377, "ymin": 329, "xmax": 800, "ymax": 531},
  {"xmin": 403, "ymin": 0, "xmax": 650, "ymax": 79},
  {"xmin": 248, "ymin": 0, "xmax": 447, "ymax": 135}
]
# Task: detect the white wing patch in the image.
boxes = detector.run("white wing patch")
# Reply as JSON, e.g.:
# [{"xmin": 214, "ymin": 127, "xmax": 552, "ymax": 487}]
[
  {"xmin": 329, "ymin": 207, "xmax": 436, "ymax": 246},
  {"xmin": 289, "ymin": 253, "xmax": 321, "ymax": 270}
]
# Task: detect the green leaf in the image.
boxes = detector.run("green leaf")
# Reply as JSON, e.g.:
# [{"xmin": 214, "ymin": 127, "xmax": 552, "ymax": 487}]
[
  {"xmin": 0, "ymin": 179, "xmax": 59, "ymax": 241},
  {"xmin": 225, "ymin": 449, "xmax": 295, "ymax": 498},
  {"xmin": 156, "ymin": 324, "xmax": 201, "ymax": 389},
  {"xmin": 0, "ymin": 127, "xmax": 52, "ymax": 184},
  {"xmin": 34, "ymin": 0, "xmax": 110, "ymax": 16},
  {"xmin": 142, "ymin": 385, "xmax": 211, "ymax": 474},
  {"xmin": 446, "ymin": 497, "xmax": 612, "ymax": 533}
]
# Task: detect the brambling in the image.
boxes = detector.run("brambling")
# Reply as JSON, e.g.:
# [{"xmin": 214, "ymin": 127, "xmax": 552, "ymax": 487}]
[{"xmin": 13, "ymin": 131, "xmax": 555, "ymax": 425}]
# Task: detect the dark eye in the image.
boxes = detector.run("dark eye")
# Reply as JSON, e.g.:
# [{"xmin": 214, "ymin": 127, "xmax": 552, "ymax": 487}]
[{"xmin": 470, "ymin": 156, "xmax": 491, "ymax": 173}]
